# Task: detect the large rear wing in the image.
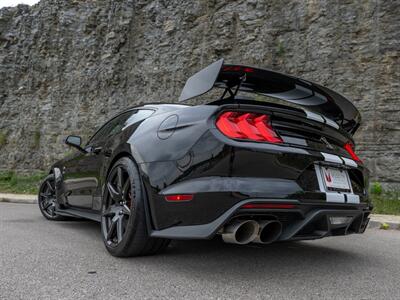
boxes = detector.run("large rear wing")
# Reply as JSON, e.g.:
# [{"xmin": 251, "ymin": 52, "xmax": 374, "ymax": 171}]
[{"xmin": 179, "ymin": 59, "xmax": 361, "ymax": 134}]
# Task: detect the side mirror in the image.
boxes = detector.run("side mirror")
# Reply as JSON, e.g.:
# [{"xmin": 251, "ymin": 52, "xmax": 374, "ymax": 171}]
[{"xmin": 65, "ymin": 135, "xmax": 86, "ymax": 153}]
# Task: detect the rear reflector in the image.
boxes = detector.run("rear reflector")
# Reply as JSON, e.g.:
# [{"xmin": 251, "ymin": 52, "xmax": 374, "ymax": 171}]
[
  {"xmin": 216, "ymin": 111, "xmax": 283, "ymax": 143},
  {"xmin": 344, "ymin": 143, "xmax": 362, "ymax": 163},
  {"xmin": 165, "ymin": 194, "xmax": 193, "ymax": 202},
  {"xmin": 241, "ymin": 203, "xmax": 296, "ymax": 209}
]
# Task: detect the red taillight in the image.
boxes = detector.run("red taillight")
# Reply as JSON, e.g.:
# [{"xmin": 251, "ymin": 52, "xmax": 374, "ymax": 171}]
[
  {"xmin": 222, "ymin": 66, "xmax": 255, "ymax": 73},
  {"xmin": 241, "ymin": 203, "xmax": 296, "ymax": 209},
  {"xmin": 344, "ymin": 143, "xmax": 362, "ymax": 163},
  {"xmin": 216, "ymin": 111, "xmax": 283, "ymax": 143},
  {"xmin": 165, "ymin": 194, "xmax": 193, "ymax": 202}
]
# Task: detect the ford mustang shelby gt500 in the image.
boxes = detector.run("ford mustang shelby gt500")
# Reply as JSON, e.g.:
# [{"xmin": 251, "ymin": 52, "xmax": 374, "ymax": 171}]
[{"xmin": 38, "ymin": 59, "xmax": 371, "ymax": 257}]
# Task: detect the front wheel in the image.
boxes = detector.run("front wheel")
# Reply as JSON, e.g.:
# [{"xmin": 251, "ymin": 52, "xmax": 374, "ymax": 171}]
[
  {"xmin": 38, "ymin": 174, "xmax": 66, "ymax": 221},
  {"xmin": 101, "ymin": 157, "xmax": 170, "ymax": 257}
]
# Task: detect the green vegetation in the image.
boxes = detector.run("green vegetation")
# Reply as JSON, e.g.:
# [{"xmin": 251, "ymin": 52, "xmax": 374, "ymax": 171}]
[
  {"xmin": 370, "ymin": 182, "xmax": 383, "ymax": 195},
  {"xmin": 0, "ymin": 131, "xmax": 7, "ymax": 148},
  {"xmin": 33, "ymin": 131, "xmax": 41, "ymax": 149},
  {"xmin": 370, "ymin": 181, "xmax": 400, "ymax": 215},
  {"xmin": 0, "ymin": 171, "xmax": 47, "ymax": 194},
  {"xmin": 276, "ymin": 41, "xmax": 285, "ymax": 57},
  {"xmin": 371, "ymin": 192, "xmax": 400, "ymax": 216},
  {"xmin": 380, "ymin": 223, "xmax": 390, "ymax": 230},
  {"xmin": 367, "ymin": 182, "xmax": 400, "ymax": 215}
]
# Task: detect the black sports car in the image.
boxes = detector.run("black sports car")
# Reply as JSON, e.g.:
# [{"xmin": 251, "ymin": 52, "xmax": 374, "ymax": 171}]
[{"xmin": 39, "ymin": 59, "xmax": 372, "ymax": 257}]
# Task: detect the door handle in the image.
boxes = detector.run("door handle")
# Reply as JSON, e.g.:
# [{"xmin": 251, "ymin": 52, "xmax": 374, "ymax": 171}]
[
  {"xmin": 92, "ymin": 147, "xmax": 103, "ymax": 154},
  {"xmin": 91, "ymin": 146, "xmax": 111, "ymax": 157}
]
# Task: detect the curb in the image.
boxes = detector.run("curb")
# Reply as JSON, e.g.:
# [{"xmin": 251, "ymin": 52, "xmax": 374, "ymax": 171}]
[
  {"xmin": 369, "ymin": 214, "xmax": 400, "ymax": 230},
  {"xmin": 368, "ymin": 220, "xmax": 400, "ymax": 230},
  {"xmin": 0, "ymin": 193, "xmax": 37, "ymax": 204}
]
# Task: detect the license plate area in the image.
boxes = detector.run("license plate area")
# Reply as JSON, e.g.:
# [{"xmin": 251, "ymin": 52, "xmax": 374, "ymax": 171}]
[{"xmin": 317, "ymin": 165, "xmax": 352, "ymax": 193}]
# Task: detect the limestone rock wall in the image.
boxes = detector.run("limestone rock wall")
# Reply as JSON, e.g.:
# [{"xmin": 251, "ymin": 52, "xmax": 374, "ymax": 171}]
[{"xmin": 0, "ymin": 0, "xmax": 399, "ymax": 186}]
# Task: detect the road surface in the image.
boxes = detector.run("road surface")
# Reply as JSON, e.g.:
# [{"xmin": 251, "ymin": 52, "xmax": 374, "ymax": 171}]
[{"xmin": 1, "ymin": 202, "xmax": 399, "ymax": 299}]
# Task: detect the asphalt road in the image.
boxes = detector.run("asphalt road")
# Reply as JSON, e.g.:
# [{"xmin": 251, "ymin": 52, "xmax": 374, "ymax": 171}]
[{"xmin": 1, "ymin": 202, "xmax": 399, "ymax": 300}]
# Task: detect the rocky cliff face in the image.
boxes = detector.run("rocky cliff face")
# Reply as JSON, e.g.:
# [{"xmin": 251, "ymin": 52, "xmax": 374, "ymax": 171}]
[{"xmin": 0, "ymin": 0, "xmax": 399, "ymax": 186}]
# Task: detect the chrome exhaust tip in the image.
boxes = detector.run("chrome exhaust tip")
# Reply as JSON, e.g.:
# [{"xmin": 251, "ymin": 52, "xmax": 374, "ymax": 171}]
[
  {"xmin": 253, "ymin": 220, "xmax": 282, "ymax": 244},
  {"xmin": 222, "ymin": 220, "xmax": 259, "ymax": 245}
]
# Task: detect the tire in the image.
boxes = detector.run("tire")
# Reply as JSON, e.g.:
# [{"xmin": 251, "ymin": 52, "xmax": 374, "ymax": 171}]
[
  {"xmin": 101, "ymin": 157, "xmax": 170, "ymax": 257},
  {"xmin": 38, "ymin": 174, "xmax": 67, "ymax": 221}
]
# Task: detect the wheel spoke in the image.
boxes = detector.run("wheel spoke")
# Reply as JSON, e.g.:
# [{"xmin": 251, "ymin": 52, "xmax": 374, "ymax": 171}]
[
  {"xmin": 46, "ymin": 181, "xmax": 54, "ymax": 192},
  {"xmin": 121, "ymin": 179, "xmax": 130, "ymax": 200},
  {"xmin": 107, "ymin": 182, "xmax": 120, "ymax": 201},
  {"xmin": 106, "ymin": 215, "xmax": 119, "ymax": 240},
  {"xmin": 47, "ymin": 204, "xmax": 56, "ymax": 216},
  {"xmin": 43, "ymin": 200, "xmax": 52, "ymax": 209},
  {"xmin": 117, "ymin": 167, "xmax": 123, "ymax": 193},
  {"xmin": 121, "ymin": 204, "xmax": 131, "ymax": 215},
  {"xmin": 116, "ymin": 216, "xmax": 123, "ymax": 243}
]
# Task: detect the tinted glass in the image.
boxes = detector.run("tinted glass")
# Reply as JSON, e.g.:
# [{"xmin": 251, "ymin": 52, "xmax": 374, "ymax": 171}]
[
  {"xmin": 89, "ymin": 111, "xmax": 133, "ymax": 144},
  {"xmin": 122, "ymin": 109, "xmax": 154, "ymax": 130},
  {"xmin": 88, "ymin": 109, "xmax": 154, "ymax": 145}
]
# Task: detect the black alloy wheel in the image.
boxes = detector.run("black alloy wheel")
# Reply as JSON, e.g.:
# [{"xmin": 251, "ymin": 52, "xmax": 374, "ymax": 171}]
[
  {"xmin": 38, "ymin": 174, "xmax": 65, "ymax": 221},
  {"xmin": 102, "ymin": 165, "xmax": 133, "ymax": 246},
  {"xmin": 101, "ymin": 157, "xmax": 170, "ymax": 257}
]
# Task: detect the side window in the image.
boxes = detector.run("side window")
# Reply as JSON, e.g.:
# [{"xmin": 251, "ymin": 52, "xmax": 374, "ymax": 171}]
[
  {"xmin": 89, "ymin": 111, "xmax": 134, "ymax": 145},
  {"xmin": 122, "ymin": 109, "xmax": 154, "ymax": 130},
  {"xmin": 88, "ymin": 109, "xmax": 154, "ymax": 145}
]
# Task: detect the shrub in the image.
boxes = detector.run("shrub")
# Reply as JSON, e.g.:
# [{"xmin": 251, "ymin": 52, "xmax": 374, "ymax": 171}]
[{"xmin": 370, "ymin": 182, "xmax": 383, "ymax": 195}]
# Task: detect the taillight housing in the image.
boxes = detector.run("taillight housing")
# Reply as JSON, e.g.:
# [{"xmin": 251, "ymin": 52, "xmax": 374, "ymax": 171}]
[
  {"xmin": 216, "ymin": 111, "xmax": 283, "ymax": 143},
  {"xmin": 344, "ymin": 142, "xmax": 362, "ymax": 163}
]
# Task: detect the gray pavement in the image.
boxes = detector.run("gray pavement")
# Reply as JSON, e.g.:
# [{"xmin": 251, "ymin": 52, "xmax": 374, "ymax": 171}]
[{"xmin": 1, "ymin": 202, "xmax": 399, "ymax": 300}]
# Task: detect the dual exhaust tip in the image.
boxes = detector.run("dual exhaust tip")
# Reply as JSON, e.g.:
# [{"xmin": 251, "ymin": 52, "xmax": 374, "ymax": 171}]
[{"xmin": 222, "ymin": 219, "xmax": 282, "ymax": 245}]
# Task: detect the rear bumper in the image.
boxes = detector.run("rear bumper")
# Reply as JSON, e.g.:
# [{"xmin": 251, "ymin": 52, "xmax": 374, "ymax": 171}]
[
  {"xmin": 150, "ymin": 198, "xmax": 371, "ymax": 241},
  {"xmin": 141, "ymin": 129, "xmax": 370, "ymax": 229}
]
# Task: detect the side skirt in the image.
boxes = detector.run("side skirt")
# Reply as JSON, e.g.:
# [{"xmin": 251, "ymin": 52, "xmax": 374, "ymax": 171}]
[{"xmin": 56, "ymin": 207, "xmax": 101, "ymax": 222}]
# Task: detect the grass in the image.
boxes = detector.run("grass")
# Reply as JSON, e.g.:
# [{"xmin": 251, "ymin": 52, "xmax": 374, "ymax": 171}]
[
  {"xmin": 370, "ymin": 192, "xmax": 400, "ymax": 216},
  {"xmin": 369, "ymin": 181, "xmax": 400, "ymax": 215},
  {"xmin": 0, "ymin": 171, "xmax": 47, "ymax": 194}
]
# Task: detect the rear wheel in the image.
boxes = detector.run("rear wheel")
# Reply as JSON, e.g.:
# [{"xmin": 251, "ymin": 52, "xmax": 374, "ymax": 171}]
[
  {"xmin": 101, "ymin": 157, "xmax": 170, "ymax": 257},
  {"xmin": 38, "ymin": 174, "xmax": 66, "ymax": 221}
]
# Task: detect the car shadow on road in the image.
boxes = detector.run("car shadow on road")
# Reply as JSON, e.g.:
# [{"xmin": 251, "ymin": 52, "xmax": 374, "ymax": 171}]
[
  {"xmin": 57, "ymin": 219, "xmax": 368, "ymax": 282},
  {"xmin": 127, "ymin": 237, "xmax": 366, "ymax": 282}
]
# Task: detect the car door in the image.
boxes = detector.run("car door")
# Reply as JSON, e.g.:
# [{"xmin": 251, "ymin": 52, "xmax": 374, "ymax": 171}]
[{"xmin": 62, "ymin": 111, "xmax": 135, "ymax": 209}]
